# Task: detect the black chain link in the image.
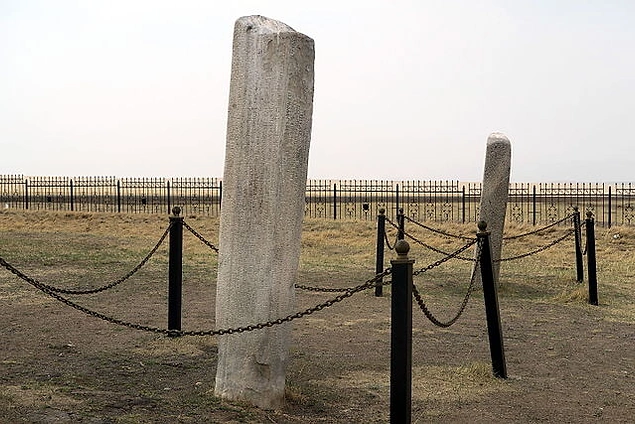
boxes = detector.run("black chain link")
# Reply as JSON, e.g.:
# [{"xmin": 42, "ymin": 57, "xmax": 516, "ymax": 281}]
[
  {"xmin": 404, "ymin": 230, "xmax": 477, "ymax": 261},
  {"xmin": 2, "ymin": 255, "xmax": 392, "ymax": 337},
  {"xmin": 403, "ymin": 215, "xmax": 475, "ymax": 240},
  {"xmin": 412, "ymin": 238, "xmax": 478, "ymax": 276},
  {"xmin": 384, "ymin": 231, "xmax": 395, "ymax": 251},
  {"xmin": 502, "ymin": 213, "xmax": 575, "ymax": 240},
  {"xmin": 0, "ymin": 224, "xmax": 171, "ymax": 295},
  {"xmin": 496, "ymin": 229, "xmax": 575, "ymax": 262},
  {"xmin": 294, "ymin": 283, "xmax": 352, "ymax": 293},
  {"xmin": 411, "ymin": 238, "xmax": 483, "ymax": 327},
  {"xmin": 182, "ymin": 220, "xmax": 219, "ymax": 253}
]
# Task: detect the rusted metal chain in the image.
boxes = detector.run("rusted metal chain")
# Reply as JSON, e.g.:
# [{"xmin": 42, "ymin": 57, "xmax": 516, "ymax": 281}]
[
  {"xmin": 2, "ymin": 257, "xmax": 392, "ymax": 337},
  {"xmin": 497, "ymin": 229, "xmax": 575, "ymax": 262},
  {"xmin": 404, "ymin": 230, "xmax": 476, "ymax": 262},
  {"xmin": 411, "ymin": 238, "xmax": 483, "ymax": 327},
  {"xmin": 403, "ymin": 215, "xmax": 474, "ymax": 240},
  {"xmin": 412, "ymin": 238, "xmax": 478, "ymax": 276},
  {"xmin": 502, "ymin": 213, "xmax": 575, "ymax": 240},
  {"xmin": 182, "ymin": 220, "xmax": 219, "ymax": 253},
  {"xmin": 295, "ymin": 283, "xmax": 352, "ymax": 293},
  {"xmin": 384, "ymin": 231, "xmax": 395, "ymax": 251},
  {"xmin": 0, "ymin": 224, "xmax": 171, "ymax": 295}
]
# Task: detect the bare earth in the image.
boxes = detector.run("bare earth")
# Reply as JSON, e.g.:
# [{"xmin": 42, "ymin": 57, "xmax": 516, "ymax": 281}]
[{"xmin": 0, "ymin": 212, "xmax": 633, "ymax": 423}]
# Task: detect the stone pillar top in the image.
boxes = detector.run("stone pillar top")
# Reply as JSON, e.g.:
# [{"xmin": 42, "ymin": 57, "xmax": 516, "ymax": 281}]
[
  {"xmin": 487, "ymin": 132, "xmax": 511, "ymax": 146},
  {"xmin": 236, "ymin": 15, "xmax": 310, "ymax": 39}
]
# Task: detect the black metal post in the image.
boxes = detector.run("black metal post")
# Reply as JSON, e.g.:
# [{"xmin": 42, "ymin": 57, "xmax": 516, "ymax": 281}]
[
  {"xmin": 70, "ymin": 179, "xmax": 74, "ymax": 212},
  {"xmin": 532, "ymin": 185, "xmax": 537, "ymax": 226},
  {"xmin": 166, "ymin": 180, "xmax": 171, "ymax": 215},
  {"xmin": 397, "ymin": 208, "xmax": 405, "ymax": 240},
  {"xmin": 390, "ymin": 239, "xmax": 414, "ymax": 424},
  {"xmin": 395, "ymin": 184, "xmax": 400, "ymax": 215},
  {"xmin": 608, "ymin": 185, "xmax": 612, "ymax": 229},
  {"xmin": 24, "ymin": 179, "xmax": 29, "ymax": 210},
  {"xmin": 117, "ymin": 180, "xmax": 121, "ymax": 213},
  {"xmin": 585, "ymin": 212, "xmax": 598, "ymax": 305},
  {"xmin": 477, "ymin": 221, "xmax": 508, "ymax": 379},
  {"xmin": 333, "ymin": 183, "xmax": 337, "ymax": 220},
  {"xmin": 168, "ymin": 206, "xmax": 184, "ymax": 335},
  {"xmin": 573, "ymin": 207, "xmax": 584, "ymax": 283},
  {"xmin": 462, "ymin": 186, "xmax": 466, "ymax": 224},
  {"xmin": 375, "ymin": 208, "xmax": 386, "ymax": 297}
]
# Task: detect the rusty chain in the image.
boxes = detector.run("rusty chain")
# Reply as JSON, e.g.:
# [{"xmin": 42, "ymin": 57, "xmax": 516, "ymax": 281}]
[
  {"xmin": 384, "ymin": 231, "xmax": 395, "ymax": 251},
  {"xmin": 502, "ymin": 213, "xmax": 575, "ymax": 240},
  {"xmin": 2, "ymin": 255, "xmax": 392, "ymax": 337},
  {"xmin": 411, "ymin": 238, "xmax": 483, "ymax": 328},
  {"xmin": 295, "ymin": 283, "xmax": 352, "ymax": 293},
  {"xmin": 0, "ymin": 224, "xmax": 171, "ymax": 295},
  {"xmin": 496, "ymin": 228, "xmax": 576, "ymax": 262},
  {"xmin": 412, "ymin": 238, "xmax": 478, "ymax": 276},
  {"xmin": 182, "ymin": 220, "xmax": 219, "ymax": 253},
  {"xmin": 404, "ymin": 230, "xmax": 476, "ymax": 262},
  {"xmin": 402, "ymin": 215, "xmax": 475, "ymax": 240}
]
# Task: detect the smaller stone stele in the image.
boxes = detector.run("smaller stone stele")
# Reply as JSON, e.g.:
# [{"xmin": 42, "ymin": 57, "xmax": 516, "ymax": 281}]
[{"xmin": 475, "ymin": 132, "xmax": 511, "ymax": 284}]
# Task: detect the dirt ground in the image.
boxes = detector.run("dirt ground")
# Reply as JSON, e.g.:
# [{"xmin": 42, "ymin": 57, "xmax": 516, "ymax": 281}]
[{"xmin": 0, "ymin": 213, "xmax": 633, "ymax": 423}]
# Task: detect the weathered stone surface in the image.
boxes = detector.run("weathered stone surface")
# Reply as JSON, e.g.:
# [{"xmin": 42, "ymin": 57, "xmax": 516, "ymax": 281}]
[
  {"xmin": 478, "ymin": 132, "xmax": 512, "ymax": 283},
  {"xmin": 214, "ymin": 15, "xmax": 314, "ymax": 410}
]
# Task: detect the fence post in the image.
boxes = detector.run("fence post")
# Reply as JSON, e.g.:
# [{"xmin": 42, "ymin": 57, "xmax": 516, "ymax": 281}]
[
  {"xmin": 462, "ymin": 185, "xmax": 466, "ymax": 224},
  {"xmin": 477, "ymin": 221, "xmax": 507, "ymax": 379},
  {"xmin": 395, "ymin": 183, "xmax": 400, "ymax": 215},
  {"xmin": 585, "ymin": 211, "xmax": 599, "ymax": 305},
  {"xmin": 573, "ymin": 207, "xmax": 584, "ymax": 283},
  {"xmin": 390, "ymin": 239, "xmax": 414, "ymax": 424},
  {"xmin": 333, "ymin": 183, "xmax": 337, "ymax": 220},
  {"xmin": 397, "ymin": 208, "xmax": 405, "ymax": 240},
  {"xmin": 375, "ymin": 208, "xmax": 386, "ymax": 297},
  {"xmin": 117, "ymin": 180, "xmax": 121, "ymax": 213},
  {"xmin": 168, "ymin": 206, "xmax": 184, "ymax": 335},
  {"xmin": 608, "ymin": 185, "xmax": 612, "ymax": 228},
  {"xmin": 167, "ymin": 180, "xmax": 171, "ymax": 215},
  {"xmin": 532, "ymin": 185, "xmax": 537, "ymax": 226},
  {"xmin": 24, "ymin": 179, "xmax": 29, "ymax": 210},
  {"xmin": 70, "ymin": 179, "xmax": 74, "ymax": 212}
]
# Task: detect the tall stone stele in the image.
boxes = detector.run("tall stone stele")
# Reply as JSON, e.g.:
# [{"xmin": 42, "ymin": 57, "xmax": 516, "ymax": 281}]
[
  {"xmin": 476, "ymin": 132, "xmax": 512, "ymax": 284},
  {"xmin": 214, "ymin": 16, "xmax": 315, "ymax": 409}
]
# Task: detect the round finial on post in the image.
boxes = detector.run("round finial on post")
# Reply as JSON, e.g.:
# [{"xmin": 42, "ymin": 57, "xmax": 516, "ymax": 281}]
[
  {"xmin": 394, "ymin": 239, "xmax": 410, "ymax": 259},
  {"xmin": 478, "ymin": 220, "xmax": 488, "ymax": 232},
  {"xmin": 586, "ymin": 211, "xmax": 594, "ymax": 219},
  {"xmin": 378, "ymin": 207, "xmax": 385, "ymax": 215},
  {"xmin": 172, "ymin": 206, "xmax": 181, "ymax": 216}
]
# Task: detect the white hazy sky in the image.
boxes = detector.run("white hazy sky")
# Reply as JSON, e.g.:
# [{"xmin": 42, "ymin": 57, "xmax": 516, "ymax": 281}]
[{"xmin": 1, "ymin": 1, "xmax": 634, "ymax": 182}]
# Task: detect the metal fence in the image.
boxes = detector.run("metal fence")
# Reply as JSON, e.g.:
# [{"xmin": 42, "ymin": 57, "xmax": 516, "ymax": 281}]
[{"xmin": 2, "ymin": 176, "xmax": 635, "ymax": 227}]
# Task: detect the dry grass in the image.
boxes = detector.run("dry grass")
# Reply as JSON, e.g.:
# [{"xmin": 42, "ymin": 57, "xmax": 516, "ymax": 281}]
[{"xmin": 0, "ymin": 209, "xmax": 634, "ymax": 422}]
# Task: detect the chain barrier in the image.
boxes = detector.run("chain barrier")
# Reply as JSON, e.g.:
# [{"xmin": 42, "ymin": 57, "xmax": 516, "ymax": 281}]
[
  {"xmin": 0, "ymin": 224, "xmax": 171, "ymax": 295},
  {"xmin": 384, "ymin": 231, "xmax": 395, "ymax": 251},
  {"xmin": 182, "ymin": 220, "xmax": 219, "ymax": 253},
  {"xmin": 294, "ymin": 283, "xmax": 352, "ymax": 293},
  {"xmin": 412, "ymin": 238, "xmax": 478, "ymax": 276},
  {"xmin": 2, "ymin": 256, "xmax": 392, "ymax": 337},
  {"xmin": 404, "ymin": 230, "xmax": 476, "ymax": 262},
  {"xmin": 502, "ymin": 213, "xmax": 575, "ymax": 240},
  {"xmin": 403, "ymin": 215, "xmax": 475, "ymax": 240},
  {"xmin": 498, "ymin": 229, "xmax": 577, "ymax": 262},
  {"xmin": 411, "ymin": 238, "xmax": 483, "ymax": 327},
  {"xmin": 496, "ymin": 228, "xmax": 576, "ymax": 262}
]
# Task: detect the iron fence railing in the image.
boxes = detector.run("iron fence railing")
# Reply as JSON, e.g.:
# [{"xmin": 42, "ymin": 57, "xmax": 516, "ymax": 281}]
[{"xmin": 2, "ymin": 176, "xmax": 634, "ymax": 227}]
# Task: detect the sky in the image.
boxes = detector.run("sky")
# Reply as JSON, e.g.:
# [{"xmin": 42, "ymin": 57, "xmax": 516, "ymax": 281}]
[{"xmin": 1, "ymin": 0, "xmax": 634, "ymax": 182}]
